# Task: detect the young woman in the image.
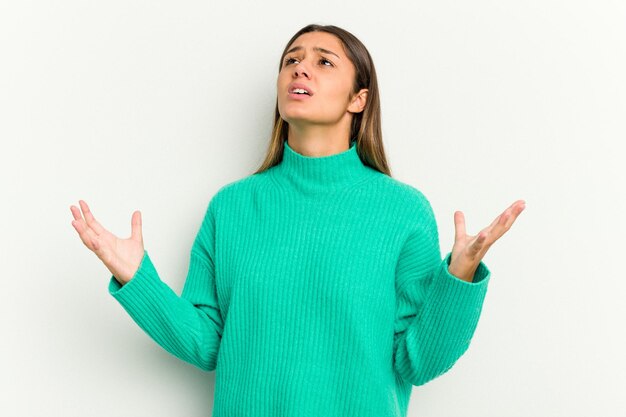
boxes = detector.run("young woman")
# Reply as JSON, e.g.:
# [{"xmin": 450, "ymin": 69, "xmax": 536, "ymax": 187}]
[{"xmin": 70, "ymin": 23, "xmax": 524, "ymax": 417}]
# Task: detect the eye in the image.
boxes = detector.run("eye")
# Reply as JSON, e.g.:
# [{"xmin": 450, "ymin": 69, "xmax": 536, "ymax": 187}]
[
  {"xmin": 284, "ymin": 57, "xmax": 297, "ymax": 66},
  {"xmin": 283, "ymin": 56, "xmax": 334, "ymax": 67}
]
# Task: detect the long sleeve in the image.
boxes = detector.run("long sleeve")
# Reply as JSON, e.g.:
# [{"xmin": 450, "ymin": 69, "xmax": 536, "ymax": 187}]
[
  {"xmin": 393, "ymin": 197, "xmax": 491, "ymax": 386},
  {"xmin": 107, "ymin": 198, "xmax": 224, "ymax": 372}
]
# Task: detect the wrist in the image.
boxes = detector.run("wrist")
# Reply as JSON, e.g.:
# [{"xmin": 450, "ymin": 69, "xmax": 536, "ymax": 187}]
[{"xmin": 447, "ymin": 260, "xmax": 476, "ymax": 283}]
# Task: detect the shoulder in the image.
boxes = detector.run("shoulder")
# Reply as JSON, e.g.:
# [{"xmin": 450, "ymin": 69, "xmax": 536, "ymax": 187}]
[
  {"xmin": 206, "ymin": 170, "xmax": 272, "ymax": 211},
  {"xmin": 371, "ymin": 174, "xmax": 435, "ymax": 215},
  {"xmin": 373, "ymin": 176, "xmax": 442, "ymax": 256},
  {"xmin": 361, "ymin": 174, "xmax": 439, "ymax": 239}
]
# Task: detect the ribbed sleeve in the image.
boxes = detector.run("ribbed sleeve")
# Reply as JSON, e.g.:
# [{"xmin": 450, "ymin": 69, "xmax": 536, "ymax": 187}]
[
  {"xmin": 108, "ymin": 199, "xmax": 223, "ymax": 372},
  {"xmin": 392, "ymin": 197, "xmax": 490, "ymax": 386}
]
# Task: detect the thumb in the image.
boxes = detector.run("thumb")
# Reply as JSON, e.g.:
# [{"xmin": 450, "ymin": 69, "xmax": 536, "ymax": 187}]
[
  {"xmin": 454, "ymin": 211, "xmax": 466, "ymax": 243},
  {"xmin": 131, "ymin": 210, "xmax": 143, "ymax": 244}
]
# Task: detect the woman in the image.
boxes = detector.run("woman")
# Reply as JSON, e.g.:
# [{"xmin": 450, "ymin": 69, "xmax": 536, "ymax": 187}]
[{"xmin": 70, "ymin": 23, "xmax": 524, "ymax": 417}]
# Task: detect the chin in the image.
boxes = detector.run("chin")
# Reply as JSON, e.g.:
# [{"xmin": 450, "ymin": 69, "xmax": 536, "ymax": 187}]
[
  {"xmin": 280, "ymin": 103, "xmax": 334, "ymax": 126},
  {"xmin": 282, "ymin": 116, "xmax": 313, "ymax": 127},
  {"xmin": 280, "ymin": 108, "xmax": 314, "ymax": 124}
]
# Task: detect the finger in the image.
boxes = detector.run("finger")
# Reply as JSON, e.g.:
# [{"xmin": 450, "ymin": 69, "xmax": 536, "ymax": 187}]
[
  {"xmin": 71, "ymin": 215, "xmax": 102, "ymax": 252},
  {"xmin": 494, "ymin": 200, "xmax": 526, "ymax": 235},
  {"xmin": 482, "ymin": 212, "xmax": 508, "ymax": 243},
  {"xmin": 454, "ymin": 211, "xmax": 466, "ymax": 242},
  {"xmin": 70, "ymin": 204, "xmax": 98, "ymax": 238},
  {"xmin": 484, "ymin": 202, "xmax": 517, "ymax": 237},
  {"xmin": 514, "ymin": 199, "xmax": 526, "ymax": 209},
  {"xmin": 70, "ymin": 204, "xmax": 83, "ymax": 221},
  {"xmin": 130, "ymin": 210, "xmax": 143, "ymax": 243},
  {"xmin": 504, "ymin": 200, "xmax": 526, "ymax": 229},
  {"xmin": 470, "ymin": 230, "xmax": 489, "ymax": 255},
  {"xmin": 486, "ymin": 213, "xmax": 503, "ymax": 231},
  {"xmin": 486, "ymin": 199, "xmax": 524, "ymax": 230},
  {"xmin": 78, "ymin": 200, "xmax": 106, "ymax": 236},
  {"xmin": 487, "ymin": 204, "xmax": 515, "ymax": 231},
  {"xmin": 471, "ymin": 200, "xmax": 526, "ymax": 248}
]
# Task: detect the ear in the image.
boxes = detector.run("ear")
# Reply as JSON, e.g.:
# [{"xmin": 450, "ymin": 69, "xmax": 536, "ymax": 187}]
[{"xmin": 347, "ymin": 89, "xmax": 368, "ymax": 114}]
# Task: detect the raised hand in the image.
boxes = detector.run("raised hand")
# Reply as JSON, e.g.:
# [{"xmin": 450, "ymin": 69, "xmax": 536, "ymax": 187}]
[
  {"xmin": 70, "ymin": 200, "xmax": 145, "ymax": 285},
  {"xmin": 448, "ymin": 199, "xmax": 526, "ymax": 282}
]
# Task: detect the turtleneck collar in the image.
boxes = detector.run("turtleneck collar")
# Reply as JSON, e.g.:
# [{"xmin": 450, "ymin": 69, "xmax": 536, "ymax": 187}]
[{"xmin": 270, "ymin": 139, "xmax": 373, "ymax": 194}]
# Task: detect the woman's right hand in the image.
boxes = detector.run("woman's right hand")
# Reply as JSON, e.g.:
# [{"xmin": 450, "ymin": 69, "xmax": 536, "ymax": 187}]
[{"xmin": 70, "ymin": 200, "xmax": 145, "ymax": 285}]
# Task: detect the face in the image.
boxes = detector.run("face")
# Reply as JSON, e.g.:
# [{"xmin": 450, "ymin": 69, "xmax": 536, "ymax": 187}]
[{"xmin": 276, "ymin": 31, "xmax": 368, "ymax": 130}]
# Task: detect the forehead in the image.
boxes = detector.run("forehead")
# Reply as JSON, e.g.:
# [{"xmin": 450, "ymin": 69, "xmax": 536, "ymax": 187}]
[{"xmin": 287, "ymin": 31, "xmax": 344, "ymax": 56}]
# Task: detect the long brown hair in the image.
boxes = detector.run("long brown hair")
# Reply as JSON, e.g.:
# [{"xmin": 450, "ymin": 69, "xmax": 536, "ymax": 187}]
[{"xmin": 253, "ymin": 24, "xmax": 392, "ymax": 176}]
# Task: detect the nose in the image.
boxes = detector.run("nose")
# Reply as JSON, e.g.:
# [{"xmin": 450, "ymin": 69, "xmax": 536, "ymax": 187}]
[{"xmin": 293, "ymin": 61, "xmax": 310, "ymax": 79}]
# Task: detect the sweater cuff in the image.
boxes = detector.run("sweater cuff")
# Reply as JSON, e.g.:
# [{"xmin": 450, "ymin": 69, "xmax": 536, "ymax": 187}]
[
  {"xmin": 108, "ymin": 250, "xmax": 160, "ymax": 302},
  {"xmin": 443, "ymin": 251, "xmax": 490, "ymax": 284},
  {"xmin": 432, "ymin": 252, "xmax": 491, "ymax": 310}
]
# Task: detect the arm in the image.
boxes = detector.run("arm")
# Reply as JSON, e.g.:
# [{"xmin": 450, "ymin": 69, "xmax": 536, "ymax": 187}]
[
  {"xmin": 108, "ymin": 198, "xmax": 223, "ymax": 372},
  {"xmin": 393, "ymin": 197, "xmax": 491, "ymax": 386}
]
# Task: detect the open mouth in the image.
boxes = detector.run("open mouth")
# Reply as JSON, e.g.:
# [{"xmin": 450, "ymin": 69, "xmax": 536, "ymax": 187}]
[
  {"xmin": 288, "ymin": 83, "xmax": 314, "ymax": 98},
  {"xmin": 288, "ymin": 91, "xmax": 312, "ymax": 99},
  {"xmin": 290, "ymin": 88, "xmax": 310, "ymax": 96}
]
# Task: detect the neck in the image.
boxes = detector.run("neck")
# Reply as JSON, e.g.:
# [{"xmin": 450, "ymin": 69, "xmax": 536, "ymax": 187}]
[
  {"xmin": 286, "ymin": 120, "xmax": 352, "ymax": 156},
  {"xmin": 271, "ymin": 138, "xmax": 372, "ymax": 195}
]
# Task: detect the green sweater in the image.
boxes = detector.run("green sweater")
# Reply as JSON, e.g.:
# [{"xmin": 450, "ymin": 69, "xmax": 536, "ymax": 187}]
[{"xmin": 108, "ymin": 139, "xmax": 491, "ymax": 417}]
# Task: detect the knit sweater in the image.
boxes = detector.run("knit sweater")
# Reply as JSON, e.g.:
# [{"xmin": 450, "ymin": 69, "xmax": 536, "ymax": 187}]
[{"xmin": 108, "ymin": 139, "xmax": 491, "ymax": 417}]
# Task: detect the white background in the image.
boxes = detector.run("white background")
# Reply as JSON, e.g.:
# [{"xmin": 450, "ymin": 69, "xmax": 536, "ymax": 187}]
[{"xmin": 1, "ymin": 1, "xmax": 624, "ymax": 416}]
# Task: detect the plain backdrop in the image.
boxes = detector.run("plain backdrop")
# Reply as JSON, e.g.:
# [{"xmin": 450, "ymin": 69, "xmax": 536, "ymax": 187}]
[{"xmin": 1, "ymin": 1, "xmax": 624, "ymax": 416}]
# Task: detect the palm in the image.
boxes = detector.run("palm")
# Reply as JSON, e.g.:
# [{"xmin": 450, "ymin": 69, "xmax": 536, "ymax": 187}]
[
  {"xmin": 70, "ymin": 200, "xmax": 144, "ymax": 284},
  {"xmin": 101, "ymin": 228, "xmax": 144, "ymax": 282}
]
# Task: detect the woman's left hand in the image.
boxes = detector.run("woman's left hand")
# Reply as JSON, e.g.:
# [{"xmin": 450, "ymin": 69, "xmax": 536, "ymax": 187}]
[{"xmin": 448, "ymin": 199, "xmax": 526, "ymax": 282}]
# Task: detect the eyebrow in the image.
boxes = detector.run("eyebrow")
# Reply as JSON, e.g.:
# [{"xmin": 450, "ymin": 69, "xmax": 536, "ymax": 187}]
[{"xmin": 285, "ymin": 45, "xmax": 341, "ymax": 60}]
